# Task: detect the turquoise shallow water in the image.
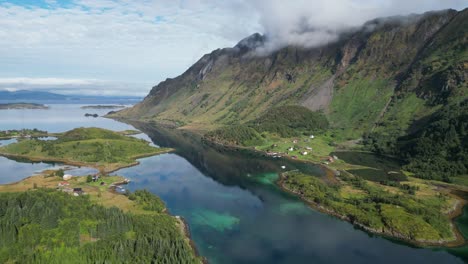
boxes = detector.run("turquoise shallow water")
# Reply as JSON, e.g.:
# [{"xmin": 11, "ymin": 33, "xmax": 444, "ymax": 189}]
[{"xmin": 0, "ymin": 105, "xmax": 467, "ymax": 264}]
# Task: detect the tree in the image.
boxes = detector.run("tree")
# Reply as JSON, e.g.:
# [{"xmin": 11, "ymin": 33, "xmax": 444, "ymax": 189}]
[{"xmin": 55, "ymin": 169, "xmax": 64, "ymax": 177}]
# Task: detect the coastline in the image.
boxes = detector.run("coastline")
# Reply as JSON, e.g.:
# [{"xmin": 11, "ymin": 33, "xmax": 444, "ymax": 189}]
[{"xmin": 176, "ymin": 216, "xmax": 209, "ymax": 264}]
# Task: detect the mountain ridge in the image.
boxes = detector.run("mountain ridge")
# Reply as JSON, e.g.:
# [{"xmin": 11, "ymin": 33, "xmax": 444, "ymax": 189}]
[
  {"xmin": 111, "ymin": 8, "xmax": 467, "ymax": 138},
  {"xmin": 0, "ymin": 90, "xmax": 142, "ymax": 104}
]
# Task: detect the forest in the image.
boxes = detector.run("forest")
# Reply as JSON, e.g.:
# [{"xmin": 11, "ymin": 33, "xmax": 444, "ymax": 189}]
[
  {"xmin": 0, "ymin": 189, "xmax": 200, "ymax": 263},
  {"xmin": 364, "ymin": 100, "xmax": 468, "ymax": 182},
  {"xmin": 204, "ymin": 106, "xmax": 329, "ymax": 146}
]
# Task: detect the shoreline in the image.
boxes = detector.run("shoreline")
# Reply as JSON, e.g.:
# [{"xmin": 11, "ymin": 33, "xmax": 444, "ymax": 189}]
[
  {"xmin": 176, "ymin": 216, "xmax": 209, "ymax": 264},
  {"xmin": 0, "ymin": 148, "xmax": 174, "ymax": 174}
]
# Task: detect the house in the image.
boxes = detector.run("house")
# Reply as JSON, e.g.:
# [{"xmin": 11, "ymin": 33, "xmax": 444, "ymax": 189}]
[
  {"xmin": 115, "ymin": 186, "xmax": 126, "ymax": 194},
  {"xmin": 291, "ymin": 155, "xmax": 298, "ymax": 159},
  {"xmin": 301, "ymin": 151, "xmax": 308, "ymax": 155},
  {"xmin": 58, "ymin": 181, "xmax": 69, "ymax": 187},
  {"xmin": 306, "ymin": 147, "xmax": 313, "ymax": 151},
  {"xmin": 292, "ymin": 139, "xmax": 298, "ymax": 144},
  {"xmin": 310, "ymin": 135, "xmax": 315, "ymax": 139},
  {"xmin": 288, "ymin": 147, "xmax": 294, "ymax": 151},
  {"xmin": 63, "ymin": 174, "xmax": 73, "ymax": 181},
  {"xmin": 327, "ymin": 156, "xmax": 335, "ymax": 163}
]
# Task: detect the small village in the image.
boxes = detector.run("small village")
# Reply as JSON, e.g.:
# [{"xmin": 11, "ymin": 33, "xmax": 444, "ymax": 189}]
[
  {"xmin": 263, "ymin": 134, "xmax": 338, "ymax": 165},
  {"xmin": 56, "ymin": 171, "xmax": 131, "ymax": 197}
]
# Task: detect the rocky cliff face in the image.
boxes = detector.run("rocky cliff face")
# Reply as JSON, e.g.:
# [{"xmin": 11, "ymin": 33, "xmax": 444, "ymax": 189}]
[{"xmin": 113, "ymin": 8, "xmax": 467, "ymax": 137}]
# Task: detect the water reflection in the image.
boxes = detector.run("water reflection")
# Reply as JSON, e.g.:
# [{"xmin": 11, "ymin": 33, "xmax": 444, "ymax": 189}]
[{"xmin": 113, "ymin": 122, "xmax": 465, "ymax": 264}]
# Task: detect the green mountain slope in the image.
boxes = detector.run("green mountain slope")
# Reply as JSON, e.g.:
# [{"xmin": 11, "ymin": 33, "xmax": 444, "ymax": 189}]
[{"xmin": 111, "ymin": 8, "xmax": 467, "ymax": 139}]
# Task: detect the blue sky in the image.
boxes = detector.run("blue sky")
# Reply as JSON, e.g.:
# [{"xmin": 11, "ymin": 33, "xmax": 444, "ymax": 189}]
[{"xmin": 0, "ymin": 0, "xmax": 465, "ymax": 96}]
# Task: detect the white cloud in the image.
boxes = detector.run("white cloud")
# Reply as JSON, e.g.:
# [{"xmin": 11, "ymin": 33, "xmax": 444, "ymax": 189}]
[
  {"xmin": 0, "ymin": 0, "xmax": 260, "ymax": 95},
  {"xmin": 248, "ymin": 0, "xmax": 467, "ymax": 53}
]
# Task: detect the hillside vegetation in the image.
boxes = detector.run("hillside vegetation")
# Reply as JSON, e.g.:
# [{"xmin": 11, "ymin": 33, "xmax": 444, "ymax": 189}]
[
  {"xmin": 365, "ymin": 100, "xmax": 468, "ymax": 182},
  {"xmin": 204, "ymin": 106, "xmax": 329, "ymax": 146}
]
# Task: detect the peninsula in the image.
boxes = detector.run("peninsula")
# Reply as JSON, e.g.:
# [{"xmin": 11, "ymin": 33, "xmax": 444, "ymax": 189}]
[
  {"xmin": 81, "ymin": 105, "xmax": 126, "ymax": 109},
  {"xmin": 0, "ymin": 103, "xmax": 49, "ymax": 110}
]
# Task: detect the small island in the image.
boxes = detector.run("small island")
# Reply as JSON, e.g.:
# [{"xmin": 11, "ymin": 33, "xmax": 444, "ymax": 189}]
[
  {"xmin": 0, "ymin": 128, "xmax": 49, "ymax": 139},
  {"xmin": 81, "ymin": 105, "xmax": 126, "ymax": 110},
  {"xmin": 0, "ymin": 170, "xmax": 202, "ymax": 263},
  {"xmin": 0, "ymin": 103, "xmax": 49, "ymax": 110},
  {"xmin": 84, "ymin": 113, "xmax": 99, "ymax": 118},
  {"xmin": 0, "ymin": 127, "xmax": 172, "ymax": 173}
]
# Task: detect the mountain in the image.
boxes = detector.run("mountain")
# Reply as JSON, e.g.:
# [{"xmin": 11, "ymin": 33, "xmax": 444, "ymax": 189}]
[
  {"xmin": 0, "ymin": 90, "xmax": 67, "ymax": 100},
  {"xmin": 112, "ymin": 8, "xmax": 467, "ymax": 139},
  {"xmin": 0, "ymin": 90, "xmax": 142, "ymax": 104}
]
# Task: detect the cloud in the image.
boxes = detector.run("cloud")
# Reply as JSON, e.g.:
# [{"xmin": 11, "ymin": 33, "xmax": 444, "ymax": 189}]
[
  {"xmin": 248, "ymin": 0, "xmax": 467, "ymax": 53},
  {"xmin": 0, "ymin": 0, "xmax": 260, "ymax": 95}
]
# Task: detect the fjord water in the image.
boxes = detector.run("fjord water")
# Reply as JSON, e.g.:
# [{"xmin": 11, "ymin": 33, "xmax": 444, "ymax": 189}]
[{"xmin": 0, "ymin": 105, "xmax": 466, "ymax": 263}]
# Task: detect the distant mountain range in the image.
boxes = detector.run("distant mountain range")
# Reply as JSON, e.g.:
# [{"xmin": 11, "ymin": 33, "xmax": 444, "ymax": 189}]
[{"xmin": 0, "ymin": 90, "xmax": 142, "ymax": 104}]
